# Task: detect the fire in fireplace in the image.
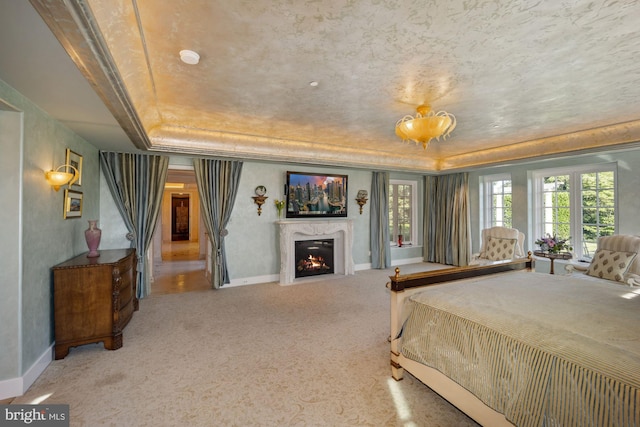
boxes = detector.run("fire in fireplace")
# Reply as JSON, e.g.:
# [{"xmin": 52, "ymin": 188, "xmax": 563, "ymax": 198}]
[{"xmin": 294, "ymin": 239, "xmax": 334, "ymax": 278}]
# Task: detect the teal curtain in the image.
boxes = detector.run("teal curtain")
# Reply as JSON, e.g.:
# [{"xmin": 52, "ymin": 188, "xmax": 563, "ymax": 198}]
[
  {"xmin": 99, "ymin": 152, "xmax": 169, "ymax": 299},
  {"xmin": 193, "ymin": 159, "xmax": 243, "ymax": 289},
  {"xmin": 370, "ymin": 171, "xmax": 391, "ymax": 268},
  {"xmin": 424, "ymin": 173, "xmax": 471, "ymax": 266}
]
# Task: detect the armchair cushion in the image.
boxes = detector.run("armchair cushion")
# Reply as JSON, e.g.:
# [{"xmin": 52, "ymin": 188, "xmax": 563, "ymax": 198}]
[
  {"xmin": 595, "ymin": 235, "xmax": 640, "ymax": 278},
  {"xmin": 484, "ymin": 237, "xmax": 517, "ymax": 261},
  {"xmin": 478, "ymin": 226, "xmax": 526, "ymax": 260},
  {"xmin": 586, "ymin": 249, "xmax": 637, "ymax": 283}
]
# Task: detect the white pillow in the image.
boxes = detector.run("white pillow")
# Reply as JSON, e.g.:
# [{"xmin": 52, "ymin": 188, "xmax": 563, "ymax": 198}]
[
  {"xmin": 586, "ymin": 249, "xmax": 637, "ymax": 283},
  {"xmin": 484, "ymin": 237, "xmax": 516, "ymax": 261}
]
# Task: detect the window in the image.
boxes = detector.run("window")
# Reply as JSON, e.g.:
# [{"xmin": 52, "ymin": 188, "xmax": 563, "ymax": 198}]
[
  {"xmin": 481, "ymin": 174, "xmax": 512, "ymax": 228},
  {"xmin": 389, "ymin": 180, "xmax": 417, "ymax": 246},
  {"xmin": 581, "ymin": 170, "xmax": 616, "ymax": 255},
  {"xmin": 532, "ymin": 164, "xmax": 616, "ymax": 259}
]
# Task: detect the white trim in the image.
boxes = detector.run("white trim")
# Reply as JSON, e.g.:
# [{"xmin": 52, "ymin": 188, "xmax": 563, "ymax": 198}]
[
  {"xmin": 391, "ymin": 256, "xmax": 424, "ymax": 266},
  {"xmin": 0, "ymin": 345, "xmax": 52, "ymax": 400},
  {"xmin": 0, "ymin": 377, "xmax": 22, "ymax": 401},
  {"xmin": 227, "ymin": 274, "xmax": 279, "ymax": 287},
  {"xmin": 226, "ymin": 260, "xmax": 426, "ymax": 286},
  {"xmin": 355, "ymin": 262, "xmax": 372, "ymax": 271}
]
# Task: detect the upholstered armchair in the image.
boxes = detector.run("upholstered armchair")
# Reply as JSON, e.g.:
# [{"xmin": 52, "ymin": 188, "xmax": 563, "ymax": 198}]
[
  {"xmin": 565, "ymin": 234, "xmax": 640, "ymax": 287},
  {"xmin": 470, "ymin": 226, "xmax": 526, "ymax": 265}
]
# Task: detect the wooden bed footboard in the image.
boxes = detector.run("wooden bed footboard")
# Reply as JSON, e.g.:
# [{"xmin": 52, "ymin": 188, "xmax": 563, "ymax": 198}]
[{"xmin": 388, "ymin": 256, "xmax": 533, "ymax": 292}]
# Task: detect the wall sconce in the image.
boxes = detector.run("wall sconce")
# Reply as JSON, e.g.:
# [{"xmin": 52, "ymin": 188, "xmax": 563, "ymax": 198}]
[
  {"xmin": 252, "ymin": 185, "xmax": 268, "ymax": 215},
  {"xmin": 355, "ymin": 190, "xmax": 368, "ymax": 214},
  {"xmin": 44, "ymin": 164, "xmax": 78, "ymax": 191}
]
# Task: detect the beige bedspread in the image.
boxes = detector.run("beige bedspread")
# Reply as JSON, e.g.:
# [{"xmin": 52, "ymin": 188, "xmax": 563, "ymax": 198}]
[{"xmin": 400, "ymin": 271, "xmax": 640, "ymax": 427}]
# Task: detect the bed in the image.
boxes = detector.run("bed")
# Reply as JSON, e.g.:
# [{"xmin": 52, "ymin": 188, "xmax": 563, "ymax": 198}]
[{"xmin": 388, "ymin": 257, "xmax": 640, "ymax": 427}]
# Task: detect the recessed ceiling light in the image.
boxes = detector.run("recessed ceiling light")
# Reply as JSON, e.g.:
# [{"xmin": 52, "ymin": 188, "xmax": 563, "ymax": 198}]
[
  {"xmin": 309, "ymin": 81, "xmax": 319, "ymax": 87},
  {"xmin": 180, "ymin": 50, "xmax": 200, "ymax": 65}
]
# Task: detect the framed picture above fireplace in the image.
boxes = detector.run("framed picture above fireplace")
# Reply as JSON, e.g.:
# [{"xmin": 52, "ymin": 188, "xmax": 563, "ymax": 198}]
[{"xmin": 285, "ymin": 171, "xmax": 347, "ymax": 218}]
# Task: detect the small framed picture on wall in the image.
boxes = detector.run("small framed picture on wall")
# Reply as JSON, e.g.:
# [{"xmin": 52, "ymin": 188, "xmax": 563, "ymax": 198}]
[
  {"xmin": 63, "ymin": 189, "xmax": 83, "ymax": 219},
  {"xmin": 65, "ymin": 148, "xmax": 83, "ymax": 186}
]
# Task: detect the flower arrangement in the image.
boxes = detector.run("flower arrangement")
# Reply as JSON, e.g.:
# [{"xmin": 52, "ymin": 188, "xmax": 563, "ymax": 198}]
[
  {"xmin": 535, "ymin": 234, "xmax": 572, "ymax": 254},
  {"xmin": 274, "ymin": 199, "xmax": 286, "ymax": 218}
]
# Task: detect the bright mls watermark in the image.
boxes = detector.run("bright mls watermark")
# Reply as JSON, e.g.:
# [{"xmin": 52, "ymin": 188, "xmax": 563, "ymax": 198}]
[{"xmin": 0, "ymin": 405, "xmax": 69, "ymax": 427}]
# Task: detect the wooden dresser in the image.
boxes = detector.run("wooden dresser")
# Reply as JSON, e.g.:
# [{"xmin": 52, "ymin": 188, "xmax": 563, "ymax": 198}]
[{"xmin": 52, "ymin": 248, "xmax": 138, "ymax": 360}]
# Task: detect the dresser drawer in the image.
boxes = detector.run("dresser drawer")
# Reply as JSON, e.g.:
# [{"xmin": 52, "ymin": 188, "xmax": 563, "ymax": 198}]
[
  {"xmin": 119, "ymin": 296, "xmax": 134, "ymax": 329},
  {"xmin": 118, "ymin": 268, "xmax": 133, "ymax": 306}
]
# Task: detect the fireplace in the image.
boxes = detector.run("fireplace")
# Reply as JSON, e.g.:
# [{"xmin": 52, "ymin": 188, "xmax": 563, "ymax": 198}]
[
  {"xmin": 278, "ymin": 220, "xmax": 355, "ymax": 285},
  {"xmin": 295, "ymin": 239, "xmax": 334, "ymax": 278}
]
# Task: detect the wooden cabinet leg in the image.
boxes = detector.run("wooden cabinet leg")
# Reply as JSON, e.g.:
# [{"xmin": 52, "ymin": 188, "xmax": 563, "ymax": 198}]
[{"xmin": 55, "ymin": 345, "xmax": 70, "ymax": 360}]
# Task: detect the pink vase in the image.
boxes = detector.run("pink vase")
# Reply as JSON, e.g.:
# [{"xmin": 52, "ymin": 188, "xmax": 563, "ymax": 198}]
[{"xmin": 85, "ymin": 220, "xmax": 102, "ymax": 257}]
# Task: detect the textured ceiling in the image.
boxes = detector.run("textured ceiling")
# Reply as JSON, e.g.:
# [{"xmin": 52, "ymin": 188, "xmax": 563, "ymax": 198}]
[{"xmin": 22, "ymin": 0, "xmax": 640, "ymax": 172}]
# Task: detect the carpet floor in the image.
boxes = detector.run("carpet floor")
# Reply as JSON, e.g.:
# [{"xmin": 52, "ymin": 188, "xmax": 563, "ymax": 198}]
[{"xmin": 12, "ymin": 263, "xmax": 479, "ymax": 427}]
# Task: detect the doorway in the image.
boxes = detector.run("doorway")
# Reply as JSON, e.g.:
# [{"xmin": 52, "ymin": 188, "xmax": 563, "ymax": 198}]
[
  {"xmin": 171, "ymin": 194, "xmax": 190, "ymax": 241},
  {"xmin": 152, "ymin": 168, "xmax": 209, "ymax": 295}
]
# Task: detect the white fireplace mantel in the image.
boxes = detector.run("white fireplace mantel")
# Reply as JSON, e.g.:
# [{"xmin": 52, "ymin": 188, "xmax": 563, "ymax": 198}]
[{"xmin": 277, "ymin": 220, "xmax": 355, "ymax": 285}]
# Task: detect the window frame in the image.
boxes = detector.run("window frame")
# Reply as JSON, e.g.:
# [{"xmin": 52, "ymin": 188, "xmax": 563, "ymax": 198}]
[
  {"xmin": 389, "ymin": 179, "xmax": 418, "ymax": 247},
  {"xmin": 531, "ymin": 163, "xmax": 617, "ymax": 259},
  {"xmin": 480, "ymin": 173, "xmax": 513, "ymax": 229}
]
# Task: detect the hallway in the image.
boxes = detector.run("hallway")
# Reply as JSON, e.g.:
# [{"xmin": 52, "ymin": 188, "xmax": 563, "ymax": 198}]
[{"xmin": 152, "ymin": 241, "xmax": 210, "ymax": 295}]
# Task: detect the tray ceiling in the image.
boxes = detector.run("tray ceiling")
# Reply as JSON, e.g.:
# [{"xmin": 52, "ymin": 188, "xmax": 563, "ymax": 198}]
[{"xmin": 16, "ymin": 0, "xmax": 640, "ymax": 171}]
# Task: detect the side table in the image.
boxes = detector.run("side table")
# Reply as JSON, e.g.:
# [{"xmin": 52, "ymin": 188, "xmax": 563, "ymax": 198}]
[{"xmin": 533, "ymin": 250, "xmax": 572, "ymax": 274}]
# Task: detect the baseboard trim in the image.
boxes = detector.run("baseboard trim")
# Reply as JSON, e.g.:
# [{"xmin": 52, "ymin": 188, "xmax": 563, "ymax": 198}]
[
  {"xmin": 0, "ymin": 377, "xmax": 21, "ymax": 401},
  {"xmin": 227, "ymin": 259, "xmax": 426, "ymax": 287},
  {"xmin": 392, "ymin": 257, "xmax": 425, "ymax": 266},
  {"xmin": 0, "ymin": 345, "xmax": 53, "ymax": 400},
  {"xmin": 227, "ymin": 274, "xmax": 280, "ymax": 287},
  {"xmin": 355, "ymin": 263, "xmax": 371, "ymax": 271},
  {"xmin": 355, "ymin": 257, "xmax": 424, "ymax": 271}
]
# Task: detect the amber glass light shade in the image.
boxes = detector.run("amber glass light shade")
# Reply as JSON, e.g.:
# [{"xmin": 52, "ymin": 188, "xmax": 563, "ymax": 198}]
[
  {"xmin": 395, "ymin": 105, "xmax": 456, "ymax": 149},
  {"xmin": 45, "ymin": 164, "xmax": 78, "ymax": 191}
]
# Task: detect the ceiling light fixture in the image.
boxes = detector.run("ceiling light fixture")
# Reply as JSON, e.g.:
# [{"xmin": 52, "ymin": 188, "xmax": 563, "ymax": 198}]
[
  {"xmin": 395, "ymin": 104, "xmax": 456, "ymax": 149},
  {"xmin": 179, "ymin": 50, "xmax": 200, "ymax": 65}
]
